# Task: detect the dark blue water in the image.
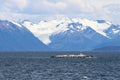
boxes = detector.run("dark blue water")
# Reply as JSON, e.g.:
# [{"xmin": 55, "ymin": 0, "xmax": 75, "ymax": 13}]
[{"xmin": 0, "ymin": 52, "xmax": 120, "ymax": 80}]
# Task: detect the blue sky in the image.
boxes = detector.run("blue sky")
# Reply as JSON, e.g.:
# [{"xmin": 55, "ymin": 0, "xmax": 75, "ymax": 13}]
[{"xmin": 0, "ymin": 0, "xmax": 120, "ymax": 24}]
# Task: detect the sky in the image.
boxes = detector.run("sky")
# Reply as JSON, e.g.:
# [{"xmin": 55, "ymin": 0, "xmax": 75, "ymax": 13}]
[{"xmin": 0, "ymin": 0, "xmax": 120, "ymax": 24}]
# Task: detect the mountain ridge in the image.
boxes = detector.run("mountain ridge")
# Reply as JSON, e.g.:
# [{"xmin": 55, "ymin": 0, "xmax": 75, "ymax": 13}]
[
  {"xmin": 0, "ymin": 18, "xmax": 120, "ymax": 51},
  {"xmin": 0, "ymin": 20, "xmax": 50, "ymax": 51},
  {"xmin": 23, "ymin": 18, "xmax": 120, "ymax": 51}
]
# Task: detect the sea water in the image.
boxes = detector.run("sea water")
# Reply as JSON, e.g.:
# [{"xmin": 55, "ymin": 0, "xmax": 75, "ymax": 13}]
[{"xmin": 0, "ymin": 52, "xmax": 120, "ymax": 80}]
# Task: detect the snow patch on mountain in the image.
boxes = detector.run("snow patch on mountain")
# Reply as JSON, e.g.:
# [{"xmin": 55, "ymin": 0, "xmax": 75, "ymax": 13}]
[
  {"xmin": 72, "ymin": 18, "xmax": 111, "ymax": 37},
  {"xmin": 23, "ymin": 19, "xmax": 69, "ymax": 44},
  {"xmin": 11, "ymin": 20, "xmax": 22, "ymax": 28},
  {"xmin": 112, "ymin": 29, "xmax": 119, "ymax": 34}
]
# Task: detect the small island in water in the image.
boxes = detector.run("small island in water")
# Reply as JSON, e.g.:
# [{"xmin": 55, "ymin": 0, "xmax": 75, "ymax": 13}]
[{"xmin": 50, "ymin": 53, "xmax": 96, "ymax": 58}]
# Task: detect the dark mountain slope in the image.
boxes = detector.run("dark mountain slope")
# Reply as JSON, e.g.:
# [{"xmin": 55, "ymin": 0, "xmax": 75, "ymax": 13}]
[{"xmin": 0, "ymin": 20, "xmax": 50, "ymax": 51}]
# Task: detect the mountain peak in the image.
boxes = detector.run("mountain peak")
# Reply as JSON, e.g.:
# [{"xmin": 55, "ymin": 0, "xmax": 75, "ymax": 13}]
[
  {"xmin": 0, "ymin": 20, "xmax": 50, "ymax": 51},
  {"xmin": 23, "ymin": 18, "xmax": 114, "ymax": 45},
  {"xmin": 0, "ymin": 18, "xmax": 120, "ymax": 51},
  {"xmin": 0, "ymin": 20, "xmax": 23, "ymax": 31}
]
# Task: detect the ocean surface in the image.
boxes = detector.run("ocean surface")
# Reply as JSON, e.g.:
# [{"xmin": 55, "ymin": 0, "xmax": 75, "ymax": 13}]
[{"xmin": 0, "ymin": 52, "xmax": 120, "ymax": 80}]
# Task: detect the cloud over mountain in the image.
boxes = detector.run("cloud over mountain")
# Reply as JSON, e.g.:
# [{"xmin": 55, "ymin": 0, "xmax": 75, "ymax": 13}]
[{"xmin": 0, "ymin": 0, "xmax": 120, "ymax": 24}]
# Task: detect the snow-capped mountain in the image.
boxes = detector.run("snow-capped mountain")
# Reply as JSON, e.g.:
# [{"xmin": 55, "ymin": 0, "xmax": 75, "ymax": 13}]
[
  {"xmin": 0, "ymin": 20, "xmax": 50, "ymax": 51},
  {"xmin": 23, "ymin": 17, "xmax": 120, "ymax": 51},
  {"xmin": 1, "ymin": 18, "xmax": 119, "ymax": 51}
]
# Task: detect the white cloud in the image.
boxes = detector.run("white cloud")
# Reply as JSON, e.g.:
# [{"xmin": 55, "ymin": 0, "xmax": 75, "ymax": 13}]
[
  {"xmin": 3, "ymin": 0, "xmax": 29, "ymax": 11},
  {"xmin": 0, "ymin": 12, "xmax": 40, "ymax": 22},
  {"xmin": 103, "ymin": 4, "xmax": 120, "ymax": 24},
  {"xmin": 43, "ymin": 0, "xmax": 67, "ymax": 11},
  {"xmin": 25, "ymin": 0, "xmax": 67, "ymax": 14},
  {"xmin": 64, "ymin": 0, "xmax": 95, "ymax": 13},
  {"xmin": 0, "ymin": 0, "xmax": 120, "ymax": 24}
]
